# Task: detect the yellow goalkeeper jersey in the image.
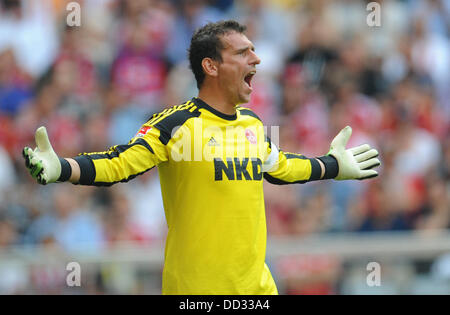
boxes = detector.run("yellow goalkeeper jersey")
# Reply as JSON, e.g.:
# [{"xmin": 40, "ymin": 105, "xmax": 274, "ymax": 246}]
[{"xmin": 74, "ymin": 97, "xmax": 322, "ymax": 295}]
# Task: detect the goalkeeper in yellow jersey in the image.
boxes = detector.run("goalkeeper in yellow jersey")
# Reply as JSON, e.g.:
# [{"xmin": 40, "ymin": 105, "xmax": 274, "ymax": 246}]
[{"xmin": 22, "ymin": 20, "xmax": 380, "ymax": 295}]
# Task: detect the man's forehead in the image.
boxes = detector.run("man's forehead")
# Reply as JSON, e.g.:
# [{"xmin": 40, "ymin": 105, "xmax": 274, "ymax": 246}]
[{"xmin": 221, "ymin": 31, "xmax": 253, "ymax": 50}]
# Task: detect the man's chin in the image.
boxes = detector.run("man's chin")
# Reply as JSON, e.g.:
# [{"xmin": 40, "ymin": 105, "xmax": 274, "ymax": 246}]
[{"xmin": 237, "ymin": 93, "xmax": 251, "ymax": 105}]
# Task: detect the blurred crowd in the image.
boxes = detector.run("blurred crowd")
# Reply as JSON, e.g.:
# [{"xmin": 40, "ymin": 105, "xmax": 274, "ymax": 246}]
[{"xmin": 0, "ymin": 0, "xmax": 449, "ymax": 294}]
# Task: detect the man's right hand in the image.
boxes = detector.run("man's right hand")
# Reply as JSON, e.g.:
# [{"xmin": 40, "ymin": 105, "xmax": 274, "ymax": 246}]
[
  {"xmin": 328, "ymin": 126, "xmax": 380, "ymax": 180},
  {"xmin": 23, "ymin": 126, "xmax": 61, "ymax": 185}
]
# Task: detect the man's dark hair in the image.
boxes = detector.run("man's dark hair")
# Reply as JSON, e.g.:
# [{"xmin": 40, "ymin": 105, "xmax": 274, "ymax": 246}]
[{"xmin": 188, "ymin": 20, "xmax": 247, "ymax": 89}]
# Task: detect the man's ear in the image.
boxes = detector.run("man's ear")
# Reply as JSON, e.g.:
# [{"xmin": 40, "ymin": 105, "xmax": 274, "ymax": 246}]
[{"xmin": 201, "ymin": 58, "xmax": 219, "ymax": 78}]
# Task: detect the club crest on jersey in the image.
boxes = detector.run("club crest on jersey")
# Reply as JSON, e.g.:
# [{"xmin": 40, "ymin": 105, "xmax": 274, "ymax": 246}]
[
  {"xmin": 245, "ymin": 129, "xmax": 257, "ymax": 144},
  {"xmin": 136, "ymin": 126, "xmax": 152, "ymax": 137}
]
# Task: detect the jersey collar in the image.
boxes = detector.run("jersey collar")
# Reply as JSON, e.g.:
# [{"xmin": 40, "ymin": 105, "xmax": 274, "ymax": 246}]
[{"xmin": 192, "ymin": 97, "xmax": 238, "ymax": 121}]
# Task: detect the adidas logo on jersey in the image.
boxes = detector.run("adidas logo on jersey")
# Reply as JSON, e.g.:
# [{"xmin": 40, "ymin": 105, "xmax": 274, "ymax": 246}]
[{"xmin": 207, "ymin": 137, "xmax": 220, "ymax": 146}]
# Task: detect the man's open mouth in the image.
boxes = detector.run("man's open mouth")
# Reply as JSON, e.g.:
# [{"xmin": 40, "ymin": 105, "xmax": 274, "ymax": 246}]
[{"xmin": 244, "ymin": 71, "xmax": 256, "ymax": 89}]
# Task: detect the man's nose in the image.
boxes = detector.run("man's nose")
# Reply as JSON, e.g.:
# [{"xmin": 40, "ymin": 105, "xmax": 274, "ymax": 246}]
[{"xmin": 249, "ymin": 50, "xmax": 261, "ymax": 65}]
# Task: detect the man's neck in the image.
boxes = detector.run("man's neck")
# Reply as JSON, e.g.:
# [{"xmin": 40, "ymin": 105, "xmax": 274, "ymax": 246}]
[{"xmin": 197, "ymin": 87, "xmax": 237, "ymax": 115}]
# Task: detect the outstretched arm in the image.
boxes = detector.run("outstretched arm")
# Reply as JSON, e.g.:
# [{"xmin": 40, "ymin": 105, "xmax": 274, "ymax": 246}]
[
  {"xmin": 263, "ymin": 126, "xmax": 380, "ymax": 184},
  {"xmin": 23, "ymin": 124, "xmax": 167, "ymax": 186}
]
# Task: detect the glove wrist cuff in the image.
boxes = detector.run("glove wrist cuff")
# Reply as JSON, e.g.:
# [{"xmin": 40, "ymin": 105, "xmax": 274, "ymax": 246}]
[
  {"xmin": 58, "ymin": 158, "xmax": 72, "ymax": 182},
  {"xmin": 317, "ymin": 155, "xmax": 339, "ymax": 179}
]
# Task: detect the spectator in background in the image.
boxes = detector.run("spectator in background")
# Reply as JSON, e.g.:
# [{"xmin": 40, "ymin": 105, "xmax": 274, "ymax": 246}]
[
  {"xmin": 52, "ymin": 26, "xmax": 99, "ymax": 114},
  {"xmin": 350, "ymin": 181, "xmax": 410, "ymax": 232},
  {"xmin": 391, "ymin": 107, "xmax": 441, "ymax": 178},
  {"xmin": 14, "ymin": 83, "xmax": 84, "ymax": 158},
  {"xmin": 276, "ymin": 253, "xmax": 341, "ymax": 295},
  {"xmin": 264, "ymin": 180, "xmax": 299, "ymax": 236},
  {"xmin": 415, "ymin": 175, "xmax": 450, "ymax": 232},
  {"xmin": 123, "ymin": 171, "xmax": 167, "ymax": 242},
  {"xmin": 24, "ymin": 185, "xmax": 104, "ymax": 251},
  {"xmin": 409, "ymin": 14, "xmax": 450, "ymax": 114},
  {"xmin": 0, "ymin": 144, "xmax": 15, "ymax": 195},
  {"xmin": 0, "ymin": 214, "xmax": 17, "ymax": 248},
  {"xmin": 111, "ymin": 20, "xmax": 167, "ymax": 110},
  {"xmin": 0, "ymin": 48, "xmax": 33, "ymax": 116},
  {"xmin": 100, "ymin": 179, "xmax": 166, "ymax": 245},
  {"xmin": 0, "ymin": 48, "xmax": 33, "ymax": 157},
  {"xmin": 166, "ymin": 0, "xmax": 223, "ymax": 65},
  {"xmin": 0, "ymin": 213, "xmax": 28, "ymax": 294},
  {"xmin": 280, "ymin": 63, "xmax": 330, "ymax": 157},
  {"xmin": 290, "ymin": 190, "xmax": 332, "ymax": 236},
  {"xmin": 103, "ymin": 186, "xmax": 148, "ymax": 244},
  {"xmin": 410, "ymin": 0, "xmax": 450, "ymax": 38},
  {"xmin": 0, "ymin": 0, "xmax": 58, "ymax": 78}
]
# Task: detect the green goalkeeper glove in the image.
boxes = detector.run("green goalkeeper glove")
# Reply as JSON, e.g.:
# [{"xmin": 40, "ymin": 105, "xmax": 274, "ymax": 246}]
[
  {"xmin": 328, "ymin": 126, "xmax": 380, "ymax": 180},
  {"xmin": 23, "ymin": 126, "xmax": 62, "ymax": 185}
]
